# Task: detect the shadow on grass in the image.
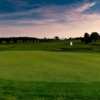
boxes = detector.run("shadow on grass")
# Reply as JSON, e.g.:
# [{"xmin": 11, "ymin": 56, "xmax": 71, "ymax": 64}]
[
  {"xmin": 91, "ymin": 44, "xmax": 100, "ymax": 46},
  {"xmin": 0, "ymin": 78, "xmax": 100, "ymax": 100},
  {"xmin": 52, "ymin": 47, "xmax": 94, "ymax": 53}
]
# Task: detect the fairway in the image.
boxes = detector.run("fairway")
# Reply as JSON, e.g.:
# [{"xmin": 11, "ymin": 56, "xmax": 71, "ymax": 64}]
[
  {"xmin": 0, "ymin": 50, "xmax": 100, "ymax": 99},
  {"xmin": 0, "ymin": 51, "xmax": 100, "ymax": 82}
]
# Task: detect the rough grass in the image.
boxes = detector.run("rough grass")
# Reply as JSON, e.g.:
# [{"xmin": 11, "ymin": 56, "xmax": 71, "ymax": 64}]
[
  {"xmin": 1, "ymin": 79, "xmax": 100, "ymax": 100},
  {"xmin": 0, "ymin": 40, "xmax": 100, "ymax": 99}
]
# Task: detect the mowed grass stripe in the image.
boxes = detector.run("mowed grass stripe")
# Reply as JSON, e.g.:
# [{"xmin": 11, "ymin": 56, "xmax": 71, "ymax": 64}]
[{"xmin": 0, "ymin": 51, "xmax": 100, "ymax": 82}]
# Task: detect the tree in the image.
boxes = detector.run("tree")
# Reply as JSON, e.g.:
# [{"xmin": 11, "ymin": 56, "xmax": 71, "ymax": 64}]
[
  {"xmin": 84, "ymin": 33, "xmax": 91, "ymax": 44},
  {"xmin": 13, "ymin": 38, "xmax": 17, "ymax": 43},
  {"xmin": 54, "ymin": 36, "xmax": 59, "ymax": 40},
  {"xmin": 6, "ymin": 38, "xmax": 10, "ymax": 44},
  {"xmin": 90, "ymin": 32, "xmax": 99, "ymax": 42},
  {"xmin": 81, "ymin": 37, "xmax": 84, "ymax": 43}
]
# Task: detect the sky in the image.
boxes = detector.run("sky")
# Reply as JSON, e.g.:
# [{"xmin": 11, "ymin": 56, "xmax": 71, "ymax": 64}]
[{"xmin": 0, "ymin": 0, "xmax": 100, "ymax": 38}]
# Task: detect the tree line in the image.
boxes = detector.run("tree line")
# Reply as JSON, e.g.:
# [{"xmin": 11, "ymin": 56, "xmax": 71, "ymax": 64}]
[
  {"xmin": 81, "ymin": 32, "xmax": 100, "ymax": 44},
  {"xmin": 0, "ymin": 36, "xmax": 60, "ymax": 44},
  {"xmin": 0, "ymin": 32, "xmax": 99, "ymax": 44}
]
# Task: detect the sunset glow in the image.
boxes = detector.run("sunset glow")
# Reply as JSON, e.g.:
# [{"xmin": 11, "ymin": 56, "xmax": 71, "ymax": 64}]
[{"xmin": 0, "ymin": 0, "xmax": 100, "ymax": 38}]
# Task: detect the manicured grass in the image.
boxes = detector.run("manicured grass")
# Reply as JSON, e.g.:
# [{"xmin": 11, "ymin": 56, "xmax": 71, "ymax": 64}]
[
  {"xmin": 0, "ymin": 40, "xmax": 100, "ymax": 52},
  {"xmin": 0, "ymin": 50, "xmax": 100, "ymax": 99},
  {"xmin": 0, "ymin": 51, "xmax": 100, "ymax": 82},
  {"xmin": 0, "ymin": 40, "xmax": 100, "ymax": 99}
]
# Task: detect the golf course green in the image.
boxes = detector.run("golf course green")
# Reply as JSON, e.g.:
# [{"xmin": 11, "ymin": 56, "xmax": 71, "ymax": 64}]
[
  {"xmin": 0, "ymin": 41, "xmax": 100, "ymax": 99},
  {"xmin": 0, "ymin": 51, "xmax": 100, "ymax": 82}
]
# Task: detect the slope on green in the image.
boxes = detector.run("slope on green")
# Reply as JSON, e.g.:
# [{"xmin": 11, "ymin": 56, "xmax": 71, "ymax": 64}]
[
  {"xmin": 0, "ymin": 51, "xmax": 99, "ymax": 82},
  {"xmin": 0, "ymin": 50, "xmax": 100, "ymax": 99}
]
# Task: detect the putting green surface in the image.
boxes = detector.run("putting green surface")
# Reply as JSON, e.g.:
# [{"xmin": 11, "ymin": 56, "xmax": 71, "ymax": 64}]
[{"xmin": 0, "ymin": 51, "xmax": 100, "ymax": 82}]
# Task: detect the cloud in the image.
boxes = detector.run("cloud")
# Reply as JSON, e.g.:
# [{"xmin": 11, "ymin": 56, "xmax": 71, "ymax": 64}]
[
  {"xmin": 0, "ymin": 1, "xmax": 96, "ymax": 20},
  {"xmin": 76, "ymin": 2, "xmax": 96, "ymax": 12},
  {"xmin": 63, "ymin": 2, "xmax": 99, "ymax": 26},
  {"xmin": 6, "ymin": 0, "xmax": 29, "ymax": 8},
  {"xmin": 0, "ymin": 1, "xmax": 99, "ymax": 38},
  {"xmin": 0, "ymin": 19, "xmax": 57, "ymax": 26}
]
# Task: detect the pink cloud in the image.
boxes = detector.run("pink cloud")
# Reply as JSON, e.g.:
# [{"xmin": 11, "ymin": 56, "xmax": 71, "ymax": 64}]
[
  {"xmin": 76, "ymin": 2, "xmax": 96, "ymax": 12},
  {"xmin": 0, "ymin": 1, "xmax": 99, "ymax": 38}
]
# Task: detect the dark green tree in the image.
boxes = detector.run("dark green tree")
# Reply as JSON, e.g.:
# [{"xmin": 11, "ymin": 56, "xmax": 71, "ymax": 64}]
[
  {"xmin": 84, "ymin": 33, "xmax": 91, "ymax": 44},
  {"xmin": 90, "ymin": 32, "xmax": 99, "ymax": 42},
  {"xmin": 54, "ymin": 36, "xmax": 59, "ymax": 40}
]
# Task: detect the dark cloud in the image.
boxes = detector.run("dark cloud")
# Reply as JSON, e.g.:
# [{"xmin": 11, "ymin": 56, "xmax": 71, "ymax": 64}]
[
  {"xmin": 0, "ymin": 0, "xmax": 84, "ymax": 13},
  {"xmin": 0, "ymin": 0, "xmax": 98, "ymax": 27}
]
